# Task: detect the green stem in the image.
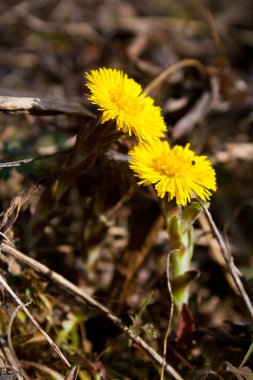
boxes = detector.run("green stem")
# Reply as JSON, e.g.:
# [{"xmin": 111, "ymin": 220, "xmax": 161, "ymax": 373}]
[
  {"xmin": 162, "ymin": 199, "xmax": 201, "ymax": 317},
  {"xmin": 171, "ymin": 225, "xmax": 193, "ymax": 314}
]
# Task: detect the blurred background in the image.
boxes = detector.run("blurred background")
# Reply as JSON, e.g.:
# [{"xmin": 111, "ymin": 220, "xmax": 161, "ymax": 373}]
[{"xmin": 0, "ymin": 0, "xmax": 253, "ymax": 379}]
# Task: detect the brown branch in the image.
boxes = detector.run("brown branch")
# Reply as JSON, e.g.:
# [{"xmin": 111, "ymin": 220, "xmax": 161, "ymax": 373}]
[
  {"xmin": 0, "ymin": 96, "xmax": 95, "ymax": 118},
  {"xmin": 0, "ymin": 243, "xmax": 183, "ymax": 380}
]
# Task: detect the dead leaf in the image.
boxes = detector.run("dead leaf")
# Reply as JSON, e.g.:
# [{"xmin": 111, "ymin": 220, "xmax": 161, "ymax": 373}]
[
  {"xmin": 0, "ymin": 184, "xmax": 39, "ymax": 239},
  {"xmin": 225, "ymin": 362, "xmax": 253, "ymax": 380},
  {"xmin": 176, "ymin": 304, "xmax": 195, "ymax": 343}
]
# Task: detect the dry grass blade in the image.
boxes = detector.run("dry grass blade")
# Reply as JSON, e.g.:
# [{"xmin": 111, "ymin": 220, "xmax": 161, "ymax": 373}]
[
  {"xmin": 0, "ymin": 274, "xmax": 70, "ymax": 368},
  {"xmin": 20, "ymin": 361, "xmax": 65, "ymax": 380},
  {"xmin": 7, "ymin": 303, "xmax": 32, "ymax": 380},
  {"xmin": 64, "ymin": 365, "xmax": 79, "ymax": 380}
]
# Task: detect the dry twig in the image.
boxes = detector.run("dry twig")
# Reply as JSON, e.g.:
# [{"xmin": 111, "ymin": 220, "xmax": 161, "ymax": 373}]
[
  {"xmin": 144, "ymin": 59, "xmax": 207, "ymax": 97},
  {"xmin": 0, "ymin": 96, "xmax": 95, "ymax": 118}
]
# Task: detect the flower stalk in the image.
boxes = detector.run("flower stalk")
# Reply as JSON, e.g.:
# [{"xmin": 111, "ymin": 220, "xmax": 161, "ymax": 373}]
[{"xmin": 162, "ymin": 199, "xmax": 202, "ymax": 316}]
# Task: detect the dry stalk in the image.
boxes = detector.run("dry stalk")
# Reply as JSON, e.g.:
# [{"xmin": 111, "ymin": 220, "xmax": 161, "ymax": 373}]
[
  {"xmin": 7, "ymin": 303, "xmax": 32, "ymax": 380},
  {"xmin": 19, "ymin": 361, "xmax": 65, "ymax": 380},
  {"xmin": 160, "ymin": 251, "xmax": 174, "ymax": 380},
  {"xmin": 198, "ymin": 200, "xmax": 253, "ymax": 321}
]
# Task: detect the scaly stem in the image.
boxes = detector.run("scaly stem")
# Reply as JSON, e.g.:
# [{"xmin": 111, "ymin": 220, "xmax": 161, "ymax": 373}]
[
  {"xmin": 161, "ymin": 199, "xmax": 201, "ymax": 317},
  {"xmin": 171, "ymin": 223, "xmax": 193, "ymax": 313}
]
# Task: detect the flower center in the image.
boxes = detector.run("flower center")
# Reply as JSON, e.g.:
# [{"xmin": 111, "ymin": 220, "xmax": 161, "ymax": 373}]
[
  {"xmin": 155, "ymin": 154, "xmax": 193, "ymax": 177},
  {"xmin": 111, "ymin": 87, "xmax": 144, "ymax": 115}
]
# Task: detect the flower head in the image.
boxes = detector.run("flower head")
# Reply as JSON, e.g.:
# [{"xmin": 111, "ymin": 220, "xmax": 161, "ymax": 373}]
[
  {"xmin": 85, "ymin": 68, "xmax": 166, "ymax": 142},
  {"xmin": 129, "ymin": 140, "xmax": 217, "ymax": 206}
]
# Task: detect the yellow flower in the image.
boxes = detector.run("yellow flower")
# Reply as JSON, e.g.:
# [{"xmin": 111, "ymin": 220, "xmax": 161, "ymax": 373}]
[
  {"xmin": 85, "ymin": 68, "xmax": 166, "ymax": 142},
  {"xmin": 129, "ymin": 140, "xmax": 217, "ymax": 206}
]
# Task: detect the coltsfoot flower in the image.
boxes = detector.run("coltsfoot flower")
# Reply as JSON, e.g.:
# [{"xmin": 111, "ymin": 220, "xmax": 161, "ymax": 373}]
[
  {"xmin": 129, "ymin": 140, "xmax": 217, "ymax": 206},
  {"xmin": 85, "ymin": 68, "xmax": 167, "ymax": 142}
]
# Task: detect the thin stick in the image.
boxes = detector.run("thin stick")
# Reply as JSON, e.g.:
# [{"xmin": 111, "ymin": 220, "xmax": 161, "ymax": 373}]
[
  {"xmin": 198, "ymin": 200, "xmax": 253, "ymax": 321},
  {"xmin": 160, "ymin": 251, "xmax": 174, "ymax": 380},
  {"xmin": 20, "ymin": 361, "xmax": 64, "ymax": 380},
  {"xmin": 0, "ymin": 274, "xmax": 70, "ymax": 368},
  {"xmin": 0, "ymin": 332, "xmax": 24, "ymax": 380},
  {"xmin": 144, "ymin": 59, "xmax": 207, "ymax": 97},
  {"xmin": 0, "ymin": 150, "xmax": 70, "ymax": 169},
  {"xmin": 1, "ymin": 243, "xmax": 183, "ymax": 380}
]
